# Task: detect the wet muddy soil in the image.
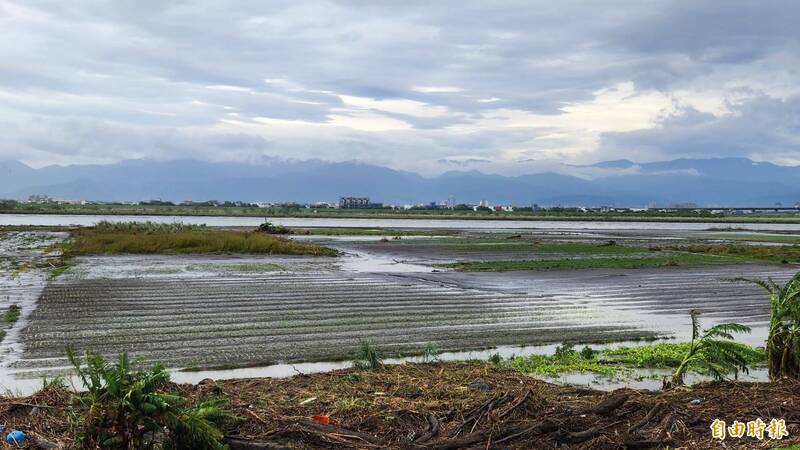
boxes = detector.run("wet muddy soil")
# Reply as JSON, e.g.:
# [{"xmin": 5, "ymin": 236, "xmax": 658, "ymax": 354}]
[
  {"xmin": 3, "ymin": 362, "xmax": 798, "ymax": 449},
  {"xmin": 2, "ymin": 226, "xmax": 798, "ymax": 393}
]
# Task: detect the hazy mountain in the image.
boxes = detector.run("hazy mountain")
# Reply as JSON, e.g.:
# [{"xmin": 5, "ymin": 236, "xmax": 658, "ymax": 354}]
[{"xmin": 1, "ymin": 157, "xmax": 799, "ymax": 207}]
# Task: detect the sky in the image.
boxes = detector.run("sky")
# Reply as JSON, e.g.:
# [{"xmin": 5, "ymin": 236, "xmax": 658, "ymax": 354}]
[{"xmin": 1, "ymin": 0, "xmax": 800, "ymax": 175}]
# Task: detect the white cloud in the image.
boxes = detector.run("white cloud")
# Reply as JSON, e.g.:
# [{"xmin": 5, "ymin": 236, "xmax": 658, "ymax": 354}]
[
  {"xmin": 412, "ymin": 86, "xmax": 462, "ymax": 93},
  {"xmin": 338, "ymin": 95, "xmax": 452, "ymax": 119}
]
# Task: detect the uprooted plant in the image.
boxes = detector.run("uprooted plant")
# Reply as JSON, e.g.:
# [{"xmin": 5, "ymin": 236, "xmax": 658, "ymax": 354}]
[
  {"xmin": 66, "ymin": 347, "xmax": 234, "ymax": 449},
  {"xmin": 667, "ymin": 309, "xmax": 762, "ymax": 388},
  {"xmin": 731, "ymin": 272, "xmax": 800, "ymax": 380}
]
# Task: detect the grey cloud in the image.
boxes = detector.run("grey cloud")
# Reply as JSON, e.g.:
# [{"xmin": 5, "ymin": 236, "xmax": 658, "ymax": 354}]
[
  {"xmin": 599, "ymin": 95, "xmax": 800, "ymax": 163},
  {"xmin": 1, "ymin": 0, "xmax": 799, "ymax": 171}
]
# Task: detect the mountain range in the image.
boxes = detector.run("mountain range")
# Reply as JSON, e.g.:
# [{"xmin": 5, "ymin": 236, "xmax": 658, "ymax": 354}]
[{"xmin": 1, "ymin": 157, "xmax": 799, "ymax": 207}]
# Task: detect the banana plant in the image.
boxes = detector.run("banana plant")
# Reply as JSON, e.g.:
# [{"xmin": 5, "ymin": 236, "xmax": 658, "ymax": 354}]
[
  {"xmin": 731, "ymin": 272, "xmax": 800, "ymax": 379},
  {"xmin": 668, "ymin": 309, "xmax": 762, "ymax": 388}
]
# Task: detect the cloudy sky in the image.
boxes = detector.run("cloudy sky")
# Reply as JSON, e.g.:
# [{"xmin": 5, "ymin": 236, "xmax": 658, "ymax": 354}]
[{"xmin": 2, "ymin": 0, "xmax": 800, "ymax": 175}]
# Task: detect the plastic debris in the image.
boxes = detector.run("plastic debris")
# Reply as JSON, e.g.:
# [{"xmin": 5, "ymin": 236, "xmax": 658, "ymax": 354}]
[
  {"xmin": 298, "ymin": 397, "xmax": 317, "ymax": 406},
  {"xmin": 311, "ymin": 415, "xmax": 330, "ymax": 425},
  {"xmin": 6, "ymin": 430, "xmax": 25, "ymax": 444}
]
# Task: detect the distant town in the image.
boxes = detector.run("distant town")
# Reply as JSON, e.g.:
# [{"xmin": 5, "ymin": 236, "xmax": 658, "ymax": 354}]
[{"xmin": 6, "ymin": 194, "xmax": 800, "ymax": 216}]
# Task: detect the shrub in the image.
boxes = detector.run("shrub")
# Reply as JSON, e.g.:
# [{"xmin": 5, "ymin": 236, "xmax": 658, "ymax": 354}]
[
  {"xmin": 256, "ymin": 221, "xmax": 292, "ymax": 234},
  {"xmin": 67, "ymin": 348, "xmax": 233, "ymax": 449},
  {"xmin": 580, "ymin": 346, "xmax": 596, "ymax": 359},
  {"xmin": 553, "ymin": 342, "xmax": 575, "ymax": 358}
]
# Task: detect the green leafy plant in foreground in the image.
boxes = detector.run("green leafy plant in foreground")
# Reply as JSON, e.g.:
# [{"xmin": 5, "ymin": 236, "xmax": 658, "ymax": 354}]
[
  {"xmin": 421, "ymin": 343, "xmax": 439, "ymax": 362},
  {"xmin": 667, "ymin": 310, "xmax": 761, "ymax": 388},
  {"xmin": 351, "ymin": 340, "xmax": 384, "ymax": 371},
  {"xmin": 732, "ymin": 272, "xmax": 800, "ymax": 380},
  {"xmin": 66, "ymin": 348, "xmax": 233, "ymax": 449}
]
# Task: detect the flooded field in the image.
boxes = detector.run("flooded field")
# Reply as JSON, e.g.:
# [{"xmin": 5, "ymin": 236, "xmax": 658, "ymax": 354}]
[
  {"xmin": 1, "ymin": 219, "xmax": 799, "ymax": 392},
  {"xmin": 4, "ymin": 212, "xmax": 800, "ymax": 231}
]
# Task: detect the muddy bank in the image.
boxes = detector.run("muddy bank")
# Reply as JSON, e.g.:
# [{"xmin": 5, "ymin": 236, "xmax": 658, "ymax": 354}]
[{"xmin": 2, "ymin": 362, "xmax": 798, "ymax": 449}]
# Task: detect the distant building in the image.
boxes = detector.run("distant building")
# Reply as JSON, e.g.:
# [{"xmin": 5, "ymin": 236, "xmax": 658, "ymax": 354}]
[
  {"xmin": 28, "ymin": 194, "xmax": 53, "ymax": 203},
  {"xmin": 339, "ymin": 197, "xmax": 383, "ymax": 209},
  {"xmin": 339, "ymin": 197, "xmax": 369, "ymax": 208}
]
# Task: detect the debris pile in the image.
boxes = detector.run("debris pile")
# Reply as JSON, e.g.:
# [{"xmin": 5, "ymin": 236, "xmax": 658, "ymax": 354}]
[{"xmin": 2, "ymin": 362, "xmax": 800, "ymax": 449}]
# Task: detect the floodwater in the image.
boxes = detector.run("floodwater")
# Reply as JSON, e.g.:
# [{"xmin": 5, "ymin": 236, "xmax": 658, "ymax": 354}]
[
  {"xmin": 3, "ymin": 212, "xmax": 800, "ymax": 231},
  {"xmin": 1, "ymin": 220, "xmax": 798, "ymax": 395}
]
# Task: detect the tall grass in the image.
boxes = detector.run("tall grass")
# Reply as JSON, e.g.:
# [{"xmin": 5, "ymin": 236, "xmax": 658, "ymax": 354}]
[
  {"xmin": 61, "ymin": 222, "xmax": 337, "ymax": 256},
  {"xmin": 94, "ymin": 220, "xmax": 207, "ymax": 233}
]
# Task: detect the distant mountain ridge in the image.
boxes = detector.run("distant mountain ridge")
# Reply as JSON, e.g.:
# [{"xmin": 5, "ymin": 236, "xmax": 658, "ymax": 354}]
[{"xmin": 1, "ymin": 157, "xmax": 799, "ymax": 207}]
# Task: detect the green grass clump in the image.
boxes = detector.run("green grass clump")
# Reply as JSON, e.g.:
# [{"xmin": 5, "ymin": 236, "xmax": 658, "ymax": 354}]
[
  {"xmin": 448, "ymin": 241, "xmax": 643, "ymax": 254},
  {"xmin": 257, "ymin": 221, "xmax": 292, "ymax": 234},
  {"xmin": 509, "ymin": 351, "xmax": 619, "ymax": 377},
  {"xmin": 707, "ymin": 233, "xmax": 800, "ymax": 244},
  {"xmin": 59, "ymin": 226, "xmax": 337, "ymax": 256},
  {"xmin": 4, "ymin": 305, "xmax": 20, "ymax": 323},
  {"xmin": 48, "ymin": 259, "xmax": 76, "ymax": 280},
  {"xmin": 93, "ymin": 220, "xmax": 207, "ymax": 233},
  {"xmin": 444, "ymin": 253, "xmax": 740, "ymax": 272},
  {"xmin": 295, "ymin": 228, "xmax": 451, "ymax": 236},
  {"xmin": 507, "ymin": 342, "xmax": 766, "ymax": 378},
  {"xmin": 351, "ymin": 340, "xmax": 384, "ymax": 371},
  {"xmin": 664, "ymin": 243, "xmax": 800, "ymax": 264}
]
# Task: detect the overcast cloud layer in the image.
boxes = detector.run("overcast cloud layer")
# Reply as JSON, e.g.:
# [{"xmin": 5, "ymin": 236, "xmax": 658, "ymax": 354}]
[{"xmin": 2, "ymin": 1, "xmax": 799, "ymax": 175}]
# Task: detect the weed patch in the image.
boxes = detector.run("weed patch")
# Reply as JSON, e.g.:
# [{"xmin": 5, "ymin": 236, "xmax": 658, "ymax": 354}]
[
  {"xmin": 4, "ymin": 304, "xmax": 20, "ymax": 323},
  {"xmin": 443, "ymin": 253, "xmax": 741, "ymax": 272},
  {"xmin": 352, "ymin": 340, "xmax": 384, "ymax": 371},
  {"xmin": 507, "ymin": 342, "xmax": 766, "ymax": 379},
  {"xmin": 58, "ymin": 223, "xmax": 337, "ymax": 256}
]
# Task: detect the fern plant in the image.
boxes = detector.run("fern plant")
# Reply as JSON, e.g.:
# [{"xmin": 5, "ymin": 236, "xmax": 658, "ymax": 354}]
[
  {"xmin": 732, "ymin": 272, "xmax": 800, "ymax": 379},
  {"xmin": 67, "ymin": 348, "xmax": 232, "ymax": 449},
  {"xmin": 667, "ymin": 310, "xmax": 762, "ymax": 388}
]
